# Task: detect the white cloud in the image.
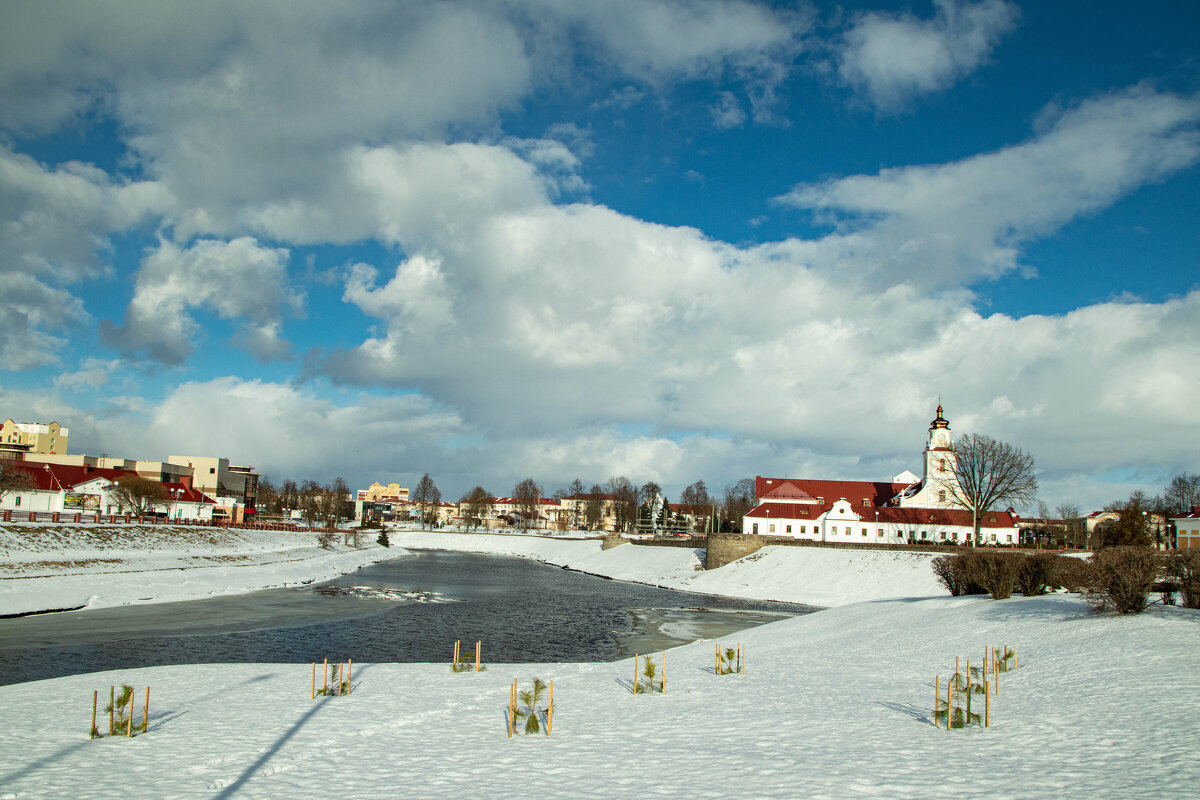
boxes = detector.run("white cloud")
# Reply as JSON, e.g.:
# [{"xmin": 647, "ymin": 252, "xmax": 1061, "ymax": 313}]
[
  {"xmin": 711, "ymin": 91, "xmax": 748, "ymax": 129},
  {"xmin": 100, "ymin": 237, "xmax": 302, "ymax": 364},
  {"xmin": 836, "ymin": 0, "xmax": 1019, "ymax": 111},
  {"xmin": 777, "ymin": 87, "xmax": 1200, "ymax": 284},
  {"xmin": 53, "ymin": 358, "xmax": 123, "ymax": 391},
  {"xmin": 0, "ymin": 148, "xmax": 171, "ymax": 368}
]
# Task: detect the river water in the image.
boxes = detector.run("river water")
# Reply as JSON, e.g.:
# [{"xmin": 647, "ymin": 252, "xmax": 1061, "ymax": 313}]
[{"xmin": 0, "ymin": 549, "xmax": 816, "ymax": 686}]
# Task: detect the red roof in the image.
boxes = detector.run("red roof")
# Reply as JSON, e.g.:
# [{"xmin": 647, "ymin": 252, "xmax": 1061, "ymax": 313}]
[
  {"xmin": 7, "ymin": 462, "xmax": 214, "ymax": 504},
  {"xmin": 755, "ymin": 477, "xmax": 910, "ymax": 507},
  {"xmin": 744, "ymin": 500, "xmax": 1017, "ymax": 528}
]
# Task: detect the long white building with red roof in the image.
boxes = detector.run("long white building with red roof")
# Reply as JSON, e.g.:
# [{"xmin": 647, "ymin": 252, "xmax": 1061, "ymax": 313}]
[
  {"xmin": 0, "ymin": 461, "xmax": 216, "ymax": 521},
  {"xmin": 743, "ymin": 405, "xmax": 1020, "ymax": 546}
]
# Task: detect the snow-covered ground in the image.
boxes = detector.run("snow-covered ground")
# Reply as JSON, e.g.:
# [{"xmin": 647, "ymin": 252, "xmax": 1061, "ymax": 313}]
[
  {"xmin": 2, "ymin": 592, "xmax": 1194, "ymax": 799},
  {"xmin": 0, "ymin": 522, "xmax": 404, "ymax": 616},
  {"xmin": 386, "ymin": 528, "xmax": 945, "ymax": 607}
]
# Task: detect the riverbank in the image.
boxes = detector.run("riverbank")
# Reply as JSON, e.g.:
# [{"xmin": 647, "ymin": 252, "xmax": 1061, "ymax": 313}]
[
  {"xmin": 0, "ymin": 523, "xmax": 945, "ymax": 616},
  {"xmin": 2, "ymin": 592, "xmax": 1194, "ymax": 799},
  {"xmin": 0, "ymin": 522, "xmax": 404, "ymax": 616},
  {"xmin": 387, "ymin": 528, "xmax": 944, "ymax": 607}
]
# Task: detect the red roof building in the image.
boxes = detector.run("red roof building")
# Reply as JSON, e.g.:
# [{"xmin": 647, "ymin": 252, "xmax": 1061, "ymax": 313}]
[{"xmin": 742, "ymin": 405, "xmax": 1020, "ymax": 546}]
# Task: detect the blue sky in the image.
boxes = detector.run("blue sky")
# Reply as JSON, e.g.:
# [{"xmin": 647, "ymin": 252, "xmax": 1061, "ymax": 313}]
[{"xmin": 1, "ymin": 0, "xmax": 1197, "ymax": 510}]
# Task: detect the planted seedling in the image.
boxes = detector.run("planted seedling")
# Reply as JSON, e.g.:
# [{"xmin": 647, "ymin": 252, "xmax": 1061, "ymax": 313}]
[{"xmin": 510, "ymin": 677, "xmax": 551, "ymax": 736}]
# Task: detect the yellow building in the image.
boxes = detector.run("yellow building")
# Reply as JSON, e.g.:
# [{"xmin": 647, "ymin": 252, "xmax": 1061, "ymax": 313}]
[
  {"xmin": 1, "ymin": 420, "xmax": 69, "ymax": 454},
  {"xmin": 363, "ymin": 482, "xmax": 410, "ymax": 502}
]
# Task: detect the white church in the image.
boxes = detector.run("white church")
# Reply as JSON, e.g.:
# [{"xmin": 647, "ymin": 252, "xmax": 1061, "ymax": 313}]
[{"xmin": 742, "ymin": 405, "xmax": 1020, "ymax": 546}]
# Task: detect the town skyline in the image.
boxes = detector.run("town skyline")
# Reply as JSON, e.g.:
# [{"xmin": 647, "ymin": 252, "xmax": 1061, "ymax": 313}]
[{"xmin": 1, "ymin": 1, "xmax": 1197, "ymax": 511}]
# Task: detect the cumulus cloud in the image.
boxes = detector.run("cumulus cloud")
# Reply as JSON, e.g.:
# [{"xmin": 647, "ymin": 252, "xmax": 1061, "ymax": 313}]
[
  {"xmin": 836, "ymin": 0, "xmax": 1019, "ymax": 111},
  {"xmin": 777, "ymin": 87, "xmax": 1200, "ymax": 284},
  {"xmin": 100, "ymin": 238, "xmax": 302, "ymax": 364},
  {"xmin": 0, "ymin": 148, "xmax": 171, "ymax": 369}
]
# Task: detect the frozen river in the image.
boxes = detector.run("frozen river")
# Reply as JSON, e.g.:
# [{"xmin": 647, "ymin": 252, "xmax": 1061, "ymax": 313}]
[{"xmin": 0, "ymin": 549, "xmax": 815, "ymax": 685}]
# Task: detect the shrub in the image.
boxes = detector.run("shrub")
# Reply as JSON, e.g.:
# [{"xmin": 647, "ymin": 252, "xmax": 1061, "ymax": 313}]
[
  {"xmin": 1016, "ymin": 552, "xmax": 1059, "ymax": 596},
  {"xmin": 1051, "ymin": 555, "xmax": 1093, "ymax": 593},
  {"xmin": 316, "ymin": 531, "xmax": 337, "ymax": 549},
  {"xmin": 931, "ymin": 553, "xmax": 986, "ymax": 596},
  {"xmin": 1085, "ymin": 547, "xmax": 1161, "ymax": 614},
  {"xmin": 377, "ymin": 529, "xmax": 390, "ymax": 548},
  {"xmin": 1165, "ymin": 550, "xmax": 1200, "ymax": 609},
  {"xmin": 959, "ymin": 551, "xmax": 1021, "ymax": 600}
]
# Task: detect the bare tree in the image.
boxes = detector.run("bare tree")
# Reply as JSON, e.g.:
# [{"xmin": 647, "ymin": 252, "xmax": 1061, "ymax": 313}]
[
  {"xmin": 0, "ymin": 461, "xmax": 35, "ymax": 505},
  {"xmin": 109, "ymin": 474, "xmax": 171, "ymax": 516},
  {"xmin": 680, "ymin": 480, "xmax": 710, "ymax": 507},
  {"xmin": 460, "ymin": 486, "xmax": 493, "ymax": 531},
  {"xmin": 513, "ymin": 477, "xmax": 542, "ymax": 531},
  {"xmin": 606, "ymin": 476, "xmax": 637, "ymax": 533},
  {"xmin": 1056, "ymin": 502, "xmax": 1081, "ymax": 547},
  {"xmin": 939, "ymin": 433, "xmax": 1038, "ymax": 545},
  {"xmin": 1165, "ymin": 472, "xmax": 1200, "ymax": 512},
  {"xmin": 722, "ymin": 478, "xmax": 756, "ymax": 532},
  {"xmin": 413, "ymin": 473, "xmax": 441, "ymax": 529},
  {"xmin": 584, "ymin": 484, "xmax": 606, "ymax": 531}
]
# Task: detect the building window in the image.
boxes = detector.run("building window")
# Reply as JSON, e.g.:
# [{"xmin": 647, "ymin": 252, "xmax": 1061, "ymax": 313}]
[
  {"xmin": 896, "ymin": 531, "xmax": 902, "ymax": 537},
  {"xmin": 786, "ymin": 525, "xmax": 792, "ymax": 533},
  {"xmin": 752, "ymin": 523, "xmax": 758, "ymax": 534},
  {"xmin": 14, "ymin": 496, "xmax": 20, "ymax": 506},
  {"xmin": 938, "ymin": 490, "xmax": 946, "ymax": 502},
  {"xmin": 939, "ymin": 458, "xmax": 947, "ymax": 472},
  {"xmin": 800, "ymin": 525, "xmax": 806, "ymax": 534},
  {"xmin": 863, "ymin": 499, "xmax": 870, "ymax": 506},
  {"xmin": 769, "ymin": 524, "xmax": 775, "ymax": 533},
  {"xmin": 861, "ymin": 528, "xmax": 867, "ymax": 536}
]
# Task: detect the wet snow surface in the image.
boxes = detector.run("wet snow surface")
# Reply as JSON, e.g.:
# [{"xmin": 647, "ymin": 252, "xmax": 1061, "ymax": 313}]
[{"xmin": 2, "ymin": 595, "xmax": 1196, "ymax": 799}]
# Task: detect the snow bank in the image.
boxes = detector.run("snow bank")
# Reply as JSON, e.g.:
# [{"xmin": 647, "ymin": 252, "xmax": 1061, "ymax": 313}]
[
  {"xmin": 0, "ymin": 523, "xmax": 406, "ymax": 616},
  {"xmin": 2, "ymin": 593, "xmax": 1194, "ymax": 799},
  {"xmin": 387, "ymin": 529, "xmax": 945, "ymax": 606}
]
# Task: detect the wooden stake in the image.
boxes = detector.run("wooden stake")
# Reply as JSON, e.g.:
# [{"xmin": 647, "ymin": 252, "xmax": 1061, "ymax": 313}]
[
  {"xmin": 548, "ymin": 680, "xmax": 554, "ymax": 735},
  {"xmin": 347, "ymin": 659, "xmax": 352, "ymax": 694},
  {"xmin": 338, "ymin": 661, "xmax": 345, "ymax": 696},
  {"xmin": 966, "ymin": 659, "xmax": 971, "ymax": 724},
  {"xmin": 323, "ymin": 658, "xmax": 328, "ymax": 694},
  {"xmin": 1014, "ymin": 648, "xmax": 1018, "ymax": 669},
  {"xmin": 737, "ymin": 643, "xmax": 742, "ymax": 674},
  {"xmin": 994, "ymin": 657, "xmax": 999, "ymax": 695},
  {"xmin": 476, "ymin": 640, "xmax": 481, "ymax": 673},
  {"xmin": 715, "ymin": 643, "xmax": 719, "ymax": 675},
  {"xmin": 143, "ymin": 686, "xmax": 150, "ymax": 734},
  {"xmin": 126, "ymin": 691, "xmax": 134, "ymax": 737},
  {"xmin": 91, "ymin": 690, "xmax": 98, "ymax": 739},
  {"xmin": 453, "ymin": 639, "xmax": 459, "ymax": 668},
  {"xmin": 934, "ymin": 676, "xmax": 940, "ymax": 728},
  {"xmin": 311, "ymin": 662, "xmax": 316, "ymax": 699},
  {"xmin": 109, "ymin": 686, "xmax": 114, "ymax": 736},
  {"xmin": 946, "ymin": 674, "xmax": 953, "ymax": 731}
]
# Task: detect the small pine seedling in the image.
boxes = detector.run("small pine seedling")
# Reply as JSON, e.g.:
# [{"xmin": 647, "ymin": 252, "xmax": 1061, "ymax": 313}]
[
  {"xmin": 515, "ymin": 677, "xmax": 549, "ymax": 735},
  {"xmin": 105, "ymin": 685, "xmax": 134, "ymax": 735},
  {"xmin": 638, "ymin": 655, "xmax": 663, "ymax": 693}
]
